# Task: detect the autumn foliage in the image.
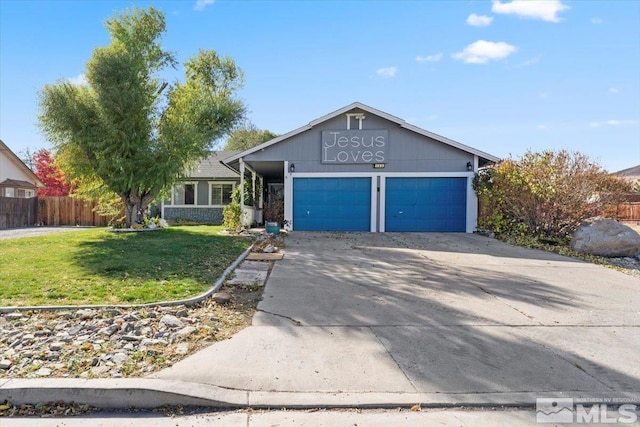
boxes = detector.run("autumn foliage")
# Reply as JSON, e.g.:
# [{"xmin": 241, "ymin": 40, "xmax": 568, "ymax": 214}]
[
  {"xmin": 473, "ymin": 150, "xmax": 632, "ymax": 239},
  {"xmin": 33, "ymin": 149, "xmax": 71, "ymax": 196}
]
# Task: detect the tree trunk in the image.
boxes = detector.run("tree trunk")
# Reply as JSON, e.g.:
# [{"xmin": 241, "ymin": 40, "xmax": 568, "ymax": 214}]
[
  {"xmin": 123, "ymin": 198, "xmax": 142, "ymax": 228},
  {"xmin": 122, "ymin": 192, "xmax": 156, "ymax": 228}
]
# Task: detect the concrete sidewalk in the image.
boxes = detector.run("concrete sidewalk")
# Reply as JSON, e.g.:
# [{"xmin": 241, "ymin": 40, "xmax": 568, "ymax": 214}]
[
  {"xmin": 2, "ymin": 232, "xmax": 639, "ymax": 410},
  {"xmin": 5, "ymin": 408, "xmax": 543, "ymax": 427}
]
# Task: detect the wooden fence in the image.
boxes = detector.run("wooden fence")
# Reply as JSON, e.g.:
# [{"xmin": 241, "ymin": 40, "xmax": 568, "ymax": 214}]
[
  {"xmin": 0, "ymin": 197, "xmax": 38, "ymax": 228},
  {"xmin": 0, "ymin": 196, "xmax": 119, "ymax": 228},
  {"xmin": 37, "ymin": 197, "xmax": 116, "ymax": 227},
  {"xmin": 608, "ymin": 202, "xmax": 640, "ymax": 225}
]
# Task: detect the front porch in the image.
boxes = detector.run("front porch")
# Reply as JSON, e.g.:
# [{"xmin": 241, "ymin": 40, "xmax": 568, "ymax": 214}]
[{"xmin": 235, "ymin": 159, "xmax": 289, "ymax": 229}]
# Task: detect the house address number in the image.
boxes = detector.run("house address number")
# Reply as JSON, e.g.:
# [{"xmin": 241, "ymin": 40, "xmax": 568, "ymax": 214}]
[{"xmin": 321, "ymin": 130, "xmax": 388, "ymax": 164}]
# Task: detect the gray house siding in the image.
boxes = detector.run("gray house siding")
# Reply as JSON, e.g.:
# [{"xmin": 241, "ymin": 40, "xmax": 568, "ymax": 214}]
[
  {"xmin": 160, "ymin": 151, "xmax": 241, "ymax": 225},
  {"xmin": 163, "ymin": 207, "xmax": 224, "ymax": 224},
  {"xmin": 244, "ymin": 110, "xmax": 472, "ymax": 173}
]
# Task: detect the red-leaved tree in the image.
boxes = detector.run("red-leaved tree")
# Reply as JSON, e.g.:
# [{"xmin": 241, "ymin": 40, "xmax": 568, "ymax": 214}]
[{"xmin": 34, "ymin": 149, "xmax": 71, "ymax": 196}]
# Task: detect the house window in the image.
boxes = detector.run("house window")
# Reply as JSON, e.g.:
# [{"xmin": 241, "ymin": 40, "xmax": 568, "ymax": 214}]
[
  {"xmin": 173, "ymin": 183, "xmax": 196, "ymax": 205},
  {"xmin": 210, "ymin": 183, "xmax": 234, "ymax": 205},
  {"xmin": 4, "ymin": 188, "xmax": 14, "ymax": 198}
]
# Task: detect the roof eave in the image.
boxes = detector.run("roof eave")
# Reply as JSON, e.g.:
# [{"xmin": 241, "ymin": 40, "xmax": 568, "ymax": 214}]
[
  {"xmin": 223, "ymin": 124, "xmax": 313, "ymax": 164},
  {"xmin": 0, "ymin": 139, "xmax": 45, "ymax": 187},
  {"xmin": 223, "ymin": 101, "xmax": 500, "ymax": 165}
]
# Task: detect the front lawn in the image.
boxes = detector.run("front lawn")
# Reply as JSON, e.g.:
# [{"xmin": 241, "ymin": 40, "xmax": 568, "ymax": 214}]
[{"xmin": 0, "ymin": 226, "xmax": 251, "ymax": 306}]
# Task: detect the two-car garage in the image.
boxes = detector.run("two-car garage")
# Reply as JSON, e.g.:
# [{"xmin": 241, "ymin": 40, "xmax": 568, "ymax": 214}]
[
  {"xmin": 292, "ymin": 176, "xmax": 468, "ymax": 232},
  {"xmin": 224, "ymin": 102, "xmax": 499, "ymax": 233}
]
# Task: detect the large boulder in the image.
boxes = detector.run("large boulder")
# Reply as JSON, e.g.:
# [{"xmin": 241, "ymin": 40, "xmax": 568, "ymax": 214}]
[{"xmin": 571, "ymin": 217, "xmax": 640, "ymax": 257}]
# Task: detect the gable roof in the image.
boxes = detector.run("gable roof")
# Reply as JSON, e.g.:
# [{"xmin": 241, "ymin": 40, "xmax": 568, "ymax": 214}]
[
  {"xmin": 0, "ymin": 139, "xmax": 45, "ymax": 188},
  {"xmin": 185, "ymin": 151, "xmax": 240, "ymax": 179},
  {"xmin": 0, "ymin": 178, "xmax": 39, "ymax": 189},
  {"xmin": 225, "ymin": 102, "xmax": 500, "ymax": 164},
  {"xmin": 614, "ymin": 164, "xmax": 640, "ymax": 180}
]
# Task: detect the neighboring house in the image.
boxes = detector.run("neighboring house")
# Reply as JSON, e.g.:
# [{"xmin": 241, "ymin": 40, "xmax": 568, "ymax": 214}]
[
  {"xmin": 614, "ymin": 164, "xmax": 640, "ymax": 184},
  {"xmin": 161, "ymin": 151, "xmax": 240, "ymax": 224},
  {"xmin": 0, "ymin": 139, "xmax": 44, "ymax": 198},
  {"xmin": 224, "ymin": 102, "xmax": 500, "ymax": 233}
]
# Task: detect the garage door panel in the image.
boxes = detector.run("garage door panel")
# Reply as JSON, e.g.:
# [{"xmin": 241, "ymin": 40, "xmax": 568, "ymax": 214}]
[
  {"xmin": 294, "ymin": 178, "xmax": 371, "ymax": 231},
  {"xmin": 385, "ymin": 177, "xmax": 466, "ymax": 232}
]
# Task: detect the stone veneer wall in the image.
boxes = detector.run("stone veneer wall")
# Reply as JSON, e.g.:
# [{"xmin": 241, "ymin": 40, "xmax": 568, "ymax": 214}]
[{"xmin": 163, "ymin": 207, "xmax": 224, "ymax": 224}]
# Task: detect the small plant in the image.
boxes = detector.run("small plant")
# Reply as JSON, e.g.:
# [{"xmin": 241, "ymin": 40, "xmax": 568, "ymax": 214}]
[
  {"xmin": 263, "ymin": 199, "xmax": 284, "ymax": 224},
  {"xmin": 223, "ymin": 186, "xmax": 243, "ymax": 230}
]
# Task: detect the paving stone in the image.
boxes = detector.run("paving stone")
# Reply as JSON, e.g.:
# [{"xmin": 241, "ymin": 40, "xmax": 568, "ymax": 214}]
[
  {"xmin": 227, "ymin": 270, "xmax": 267, "ymax": 286},
  {"xmin": 239, "ymin": 261, "xmax": 271, "ymax": 271}
]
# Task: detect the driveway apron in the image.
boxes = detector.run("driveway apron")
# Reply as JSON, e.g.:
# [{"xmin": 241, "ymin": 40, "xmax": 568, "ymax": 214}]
[{"xmin": 154, "ymin": 232, "xmax": 640, "ymax": 399}]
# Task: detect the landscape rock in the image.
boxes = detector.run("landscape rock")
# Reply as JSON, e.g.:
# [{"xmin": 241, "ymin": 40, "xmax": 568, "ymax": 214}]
[
  {"xmin": 0, "ymin": 280, "xmax": 262, "ymax": 379},
  {"xmin": 49, "ymin": 342, "xmax": 64, "ymax": 352},
  {"xmin": 571, "ymin": 218, "xmax": 640, "ymax": 257},
  {"xmin": 174, "ymin": 326, "xmax": 196, "ymax": 339},
  {"xmin": 76, "ymin": 309, "xmax": 97, "ymax": 320},
  {"xmin": 159, "ymin": 314, "xmax": 183, "ymax": 329},
  {"xmin": 175, "ymin": 343, "xmax": 189, "ymax": 355},
  {"xmin": 35, "ymin": 367, "xmax": 52, "ymax": 377},
  {"xmin": 211, "ymin": 292, "xmax": 231, "ymax": 304},
  {"xmin": 5, "ymin": 312, "xmax": 23, "ymax": 320}
]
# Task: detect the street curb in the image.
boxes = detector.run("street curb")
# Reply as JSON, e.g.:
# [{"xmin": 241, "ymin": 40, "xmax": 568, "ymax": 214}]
[
  {"xmin": 1, "ymin": 379, "xmax": 638, "ymax": 410},
  {"xmin": 0, "ymin": 379, "xmax": 247, "ymax": 408},
  {"xmin": 0, "ymin": 242, "xmax": 254, "ymax": 314}
]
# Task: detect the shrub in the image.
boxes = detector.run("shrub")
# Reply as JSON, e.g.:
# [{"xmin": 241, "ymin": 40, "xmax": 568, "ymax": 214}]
[
  {"xmin": 263, "ymin": 199, "xmax": 284, "ymax": 223},
  {"xmin": 223, "ymin": 186, "xmax": 243, "ymax": 230},
  {"xmin": 473, "ymin": 150, "xmax": 631, "ymax": 239}
]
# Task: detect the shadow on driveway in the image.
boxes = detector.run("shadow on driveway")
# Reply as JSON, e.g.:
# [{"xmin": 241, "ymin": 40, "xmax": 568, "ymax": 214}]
[{"xmin": 156, "ymin": 232, "xmax": 640, "ymax": 399}]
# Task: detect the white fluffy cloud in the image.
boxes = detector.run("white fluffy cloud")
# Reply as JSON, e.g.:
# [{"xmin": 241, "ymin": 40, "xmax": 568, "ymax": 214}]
[
  {"xmin": 194, "ymin": 0, "xmax": 215, "ymax": 11},
  {"xmin": 492, "ymin": 0, "xmax": 569, "ymax": 23},
  {"xmin": 376, "ymin": 67, "xmax": 397, "ymax": 78},
  {"xmin": 466, "ymin": 13, "xmax": 494, "ymax": 26},
  {"xmin": 416, "ymin": 53, "xmax": 443, "ymax": 63},
  {"xmin": 68, "ymin": 74, "xmax": 88, "ymax": 86},
  {"xmin": 453, "ymin": 40, "xmax": 517, "ymax": 64},
  {"xmin": 590, "ymin": 119, "xmax": 639, "ymax": 128}
]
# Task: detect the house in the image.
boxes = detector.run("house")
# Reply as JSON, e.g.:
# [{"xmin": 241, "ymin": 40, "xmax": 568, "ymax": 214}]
[
  {"xmin": 161, "ymin": 151, "xmax": 241, "ymax": 224},
  {"xmin": 0, "ymin": 139, "xmax": 44, "ymax": 198},
  {"xmin": 223, "ymin": 102, "xmax": 500, "ymax": 232},
  {"xmin": 614, "ymin": 165, "xmax": 640, "ymax": 183}
]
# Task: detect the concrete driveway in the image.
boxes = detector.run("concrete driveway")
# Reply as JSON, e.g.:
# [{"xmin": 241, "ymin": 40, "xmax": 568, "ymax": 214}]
[{"xmin": 155, "ymin": 232, "xmax": 640, "ymax": 404}]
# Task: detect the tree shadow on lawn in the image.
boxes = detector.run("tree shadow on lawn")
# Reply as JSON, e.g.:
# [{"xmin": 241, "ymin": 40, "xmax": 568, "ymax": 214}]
[{"xmin": 70, "ymin": 227, "xmax": 250, "ymax": 303}]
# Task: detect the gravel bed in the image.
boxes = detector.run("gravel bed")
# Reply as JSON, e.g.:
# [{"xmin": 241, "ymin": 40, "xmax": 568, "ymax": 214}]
[{"xmin": 0, "ymin": 283, "xmax": 263, "ymax": 379}]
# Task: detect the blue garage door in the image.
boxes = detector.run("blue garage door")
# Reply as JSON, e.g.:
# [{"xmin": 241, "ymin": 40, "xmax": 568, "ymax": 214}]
[
  {"xmin": 294, "ymin": 178, "xmax": 371, "ymax": 231},
  {"xmin": 385, "ymin": 177, "xmax": 467, "ymax": 232}
]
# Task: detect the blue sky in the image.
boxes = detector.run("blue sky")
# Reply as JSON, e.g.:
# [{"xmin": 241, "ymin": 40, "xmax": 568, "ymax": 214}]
[{"xmin": 1, "ymin": 0, "xmax": 639, "ymax": 172}]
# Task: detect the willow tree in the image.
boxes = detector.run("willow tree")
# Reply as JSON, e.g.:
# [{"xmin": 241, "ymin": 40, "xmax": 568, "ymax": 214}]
[{"xmin": 38, "ymin": 7, "xmax": 245, "ymax": 226}]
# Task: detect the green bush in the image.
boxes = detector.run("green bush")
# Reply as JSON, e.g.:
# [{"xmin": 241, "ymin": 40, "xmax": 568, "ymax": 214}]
[
  {"xmin": 223, "ymin": 186, "xmax": 243, "ymax": 230},
  {"xmin": 473, "ymin": 150, "xmax": 631, "ymax": 239}
]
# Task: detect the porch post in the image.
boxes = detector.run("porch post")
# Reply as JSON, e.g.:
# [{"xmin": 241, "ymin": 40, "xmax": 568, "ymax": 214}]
[
  {"xmin": 251, "ymin": 170, "xmax": 256, "ymax": 208},
  {"xmin": 284, "ymin": 161, "xmax": 293, "ymax": 231},
  {"xmin": 239, "ymin": 159, "xmax": 245, "ymax": 226}
]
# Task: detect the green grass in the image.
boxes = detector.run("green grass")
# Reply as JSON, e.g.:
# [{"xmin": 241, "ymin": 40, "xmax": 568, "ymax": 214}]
[{"xmin": 0, "ymin": 226, "xmax": 251, "ymax": 306}]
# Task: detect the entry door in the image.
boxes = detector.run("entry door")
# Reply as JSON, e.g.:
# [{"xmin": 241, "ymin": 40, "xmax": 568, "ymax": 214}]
[
  {"xmin": 385, "ymin": 177, "xmax": 466, "ymax": 232},
  {"xmin": 293, "ymin": 178, "xmax": 371, "ymax": 231}
]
